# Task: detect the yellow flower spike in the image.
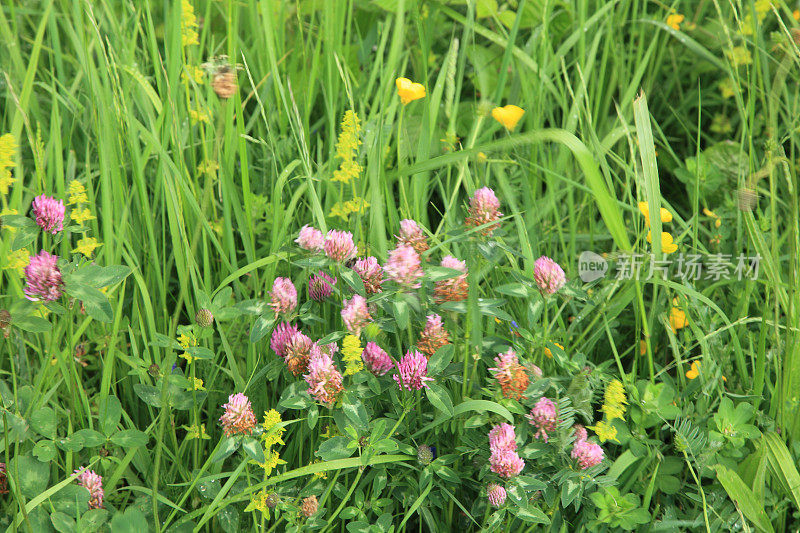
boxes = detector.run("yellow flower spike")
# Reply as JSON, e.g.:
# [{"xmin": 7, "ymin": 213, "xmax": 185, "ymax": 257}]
[
  {"xmin": 491, "ymin": 105, "xmax": 525, "ymax": 132},
  {"xmin": 601, "ymin": 379, "xmax": 628, "ymax": 422},
  {"xmin": 666, "ymin": 13, "xmax": 684, "ymax": 31},
  {"xmin": 181, "ymin": 0, "xmax": 200, "ymax": 47},
  {"xmin": 67, "ymin": 180, "xmax": 88, "ymax": 205},
  {"xmin": 395, "ymin": 77, "xmax": 426, "ymax": 105},
  {"xmin": 72, "ymin": 237, "xmax": 102, "ymax": 258},
  {"xmin": 71, "ymin": 207, "xmax": 95, "ymax": 225},
  {"xmin": 0, "ymin": 169, "xmax": 15, "ymax": 195},
  {"xmin": 686, "ymin": 361, "xmax": 700, "ymax": 379},
  {"xmin": 342, "ymin": 334, "xmax": 364, "ymax": 376},
  {"xmin": 588, "ymin": 420, "xmax": 619, "ymax": 443}
]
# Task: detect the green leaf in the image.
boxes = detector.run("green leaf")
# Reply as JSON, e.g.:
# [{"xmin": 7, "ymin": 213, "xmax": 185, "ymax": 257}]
[
  {"xmin": 98, "ymin": 396, "xmax": 122, "ymax": 435},
  {"xmin": 78, "ymin": 509, "xmax": 110, "ymax": 532},
  {"xmin": 763, "ymin": 432, "xmax": 800, "ymax": 511},
  {"xmin": 426, "ymin": 383, "xmax": 454, "ymax": 417},
  {"xmin": 454, "ymin": 399, "xmax": 514, "ymax": 423},
  {"xmin": 133, "ymin": 383, "xmax": 162, "ymax": 408},
  {"xmin": 12, "ymin": 315, "xmax": 52, "ymax": 333},
  {"xmin": 242, "ymin": 438, "xmax": 266, "ymax": 463},
  {"xmin": 9, "ymin": 454, "xmax": 49, "ymax": 498},
  {"xmin": 110, "ymin": 508, "xmax": 149, "ymax": 533},
  {"xmin": 427, "ymin": 344, "xmax": 454, "ymax": 376},
  {"xmin": 714, "ymin": 465, "xmax": 774, "ymax": 533},
  {"xmin": 495, "ymin": 282, "xmax": 529, "ymax": 298},
  {"xmin": 30, "ymin": 406, "xmax": 56, "ymax": 439},
  {"xmin": 250, "ymin": 314, "xmax": 274, "ymax": 343},
  {"xmin": 72, "ymin": 429, "xmax": 106, "ymax": 448},
  {"xmin": 213, "ymin": 437, "xmax": 241, "ymax": 463},
  {"xmin": 316, "ymin": 436, "xmax": 355, "ymax": 461},
  {"xmin": 110, "ymin": 429, "xmax": 148, "ymax": 448},
  {"xmin": 50, "ymin": 511, "xmax": 76, "ymax": 533},
  {"xmin": 12, "ymin": 224, "xmax": 39, "ymax": 250},
  {"xmin": 342, "ymin": 393, "xmax": 370, "ymax": 431},
  {"xmin": 64, "ymin": 281, "xmax": 113, "ymax": 322},
  {"xmin": 32, "ymin": 439, "xmax": 56, "ymax": 462},
  {"xmin": 340, "ymin": 268, "xmax": 366, "ymax": 296},
  {"xmin": 68, "ymin": 265, "xmax": 131, "ymax": 288},
  {"xmin": 425, "ymin": 267, "xmax": 466, "ymax": 282},
  {"xmin": 392, "ymin": 299, "xmax": 409, "ymax": 330}
]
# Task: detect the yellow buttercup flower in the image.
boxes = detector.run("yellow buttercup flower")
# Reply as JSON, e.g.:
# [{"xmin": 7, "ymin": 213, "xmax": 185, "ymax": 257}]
[
  {"xmin": 342, "ymin": 334, "xmax": 364, "ymax": 376},
  {"xmin": 646, "ymin": 230, "xmax": 678, "ymax": 254},
  {"xmin": 72, "ymin": 237, "xmax": 102, "ymax": 258},
  {"xmin": 601, "ymin": 379, "xmax": 628, "ymax": 422},
  {"xmin": 686, "ymin": 361, "xmax": 700, "ymax": 379},
  {"xmin": 71, "ymin": 207, "xmax": 95, "ymax": 225},
  {"xmin": 491, "ymin": 105, "xmax": 525, "ymax": 132},
  {"xmin": 395, "ymin": 77, "xmax": 426, "ymax": 105},
  {"xmin": 637, "ymin": 201, "xmax": 672, "ymax": 225},
  {"xmin": 4, "ymin": 249, "xmax": 29, "ymax": 276},
  {"xmin": 669, "ymin": 306, "xmax": 687, "ymax": 333},
  {"xmin": 181, "ymin": 0, "xmax": 199, "ymax": 47},
  {"xmin": 588, "ymin": 420, "xmax": 619, "ymax": 443},
  {"xmin": 666, "ymin": 13, "xmax": 684, "ymax": 31}
]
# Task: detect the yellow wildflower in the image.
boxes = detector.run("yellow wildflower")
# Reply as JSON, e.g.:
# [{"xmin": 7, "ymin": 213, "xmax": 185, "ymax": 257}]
[
  {"xmin": 601, "ymin": 380, "xmax": 628, "ymax": 422},
  {"xmin": 491, "ymin": 105, "xmax": 525, "ymax": 132},
  {"xmin": 245, "ymin": 490, "xmax": 269, "ymax": 517},
  {"xmin": 685, "ymin": 361, "xmax": 700, "ymax": 379},
  {"xmin": 178, "ymin": 332, "xmax": 198, "ymax": 363},
  {"xmin": 182, "ymin": 65, "xmax": 205, "ymax": 85},
  {"xmin": 754, "ymin": 0, "xmax": 770, "ymax": 22},
  {"xmin": 262, "ymin": 409, "xmax": 285, "ymax": 447},
  {"xmin": 71, "ymin": 207, "xmax": 95, "ymax": 225},
  {"xmin": 0, "ymin": 134, "xmax": 16, "ymax": 164},
  {"xmin": 336, "ymin": 110, "xmax": 362, "ymax": 161},
  {"xmin": 184, "ymin": 424, "xmax": 210, "ymax": 440},
  {"xmin": 181, "ymin": 0, "xmax": 199, "ymax": 47},
  {"xmin": 646, "ymin": 231, "xmax": 678, "ymax": 254},
  {"xmin": 588, "ymin": 420, "xmax": 619, "ymax": 443},
  {"xmin": 669, "ymin": 306, "xmax": 688, "ymax": 333},
  {"xmin": 187, "ymin": 377, "xmax": 205, "ymax": 391},
  {"xmin": 395, "ymin": 77, "xmax": 426, "ymax": 105},
  {"xmin": 4, "ymin": 249, "xmax": 29, "ymax": 276},
  {"xmin": 342, "ymin": 334, "xmax": 364, "ymax": 376},
  {"xmin": 257, "ymin": 449, "xmax": 286, "ymax": 476},
  {"xmin": 311, "ymin": 459, "xmax": 328, "ymax": 479},
  {"xmin": 344, "ymin": 197, "xmax": 369, "ymax": 216},
  {"xmin": 726, "ymin": 46, "xmax": 752, "ymax": 67},
  {"xmin": 332, "ymin": 159, "xmax": 362, "ymax": 184},
  {"xmin": 329, "ymin": 201, "xmax": 351, "ymax": 221},
  {"xmin": 666, "ymin": 13, "xmax": 684, "ymax": 31},
  {"xmin": 637, "ymin": 201, "xmax": 672, "ymax": 225},
  {"xmin": 544, "ymin": 342, "xmax": 564, "ymax": 359},
  {"xmin": 703, "ymin": 208, "xmax": 722, "ymax": 228},
  {"xmin": 67, "ymin": 180, "xmax": 88, "ymax": 205},
  {"xmin": 0, "ymin": 169, "xmax": 14, "ymax": 195},
  {"xmin": 189, "ymin": 108, "xmax": 209, "ymax": 124},
  {"xmin": 710, "ymin": 114, "xmax": 732, "ymax": 134},
  {"xmin": 719, "ymin": 79, "xmax": 736, "ymax": 99},
  {"xmin": 72, "ymin": 237, "xmax": 102, "ymax": 258},
  {"xmin": 794, "ymin": 10, "xmax": 800, "ymax": 21}
]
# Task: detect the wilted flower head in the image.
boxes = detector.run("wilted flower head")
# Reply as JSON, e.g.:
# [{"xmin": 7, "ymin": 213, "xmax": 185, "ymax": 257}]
[
  {"xmin": 0, "ymin": 462, "xmax": 7, "ymax": 494},
  {"xmin": 304, "ymin": 352, "xmax": 343, "ymax": 407},
  {"xmin": 487, "ymin": 483, "xmax": 507, "ymax": 507},
  {"xmin": 526, "ymin": 397, "xmax": 557, "ymax": 443},
  {"xmin": 571, "ymin": 439, "xmax": 604, "ymax": 469},
  {"xmin": 296, "ymin": 225, "xmax": 324, "ymax": 252},
  {"xmin": 23, "ymin": 250, "xmax": 63, "ymax": 302},
  {"xmin": 434, "ymin": 255, "xmax": 468, "ymax": 303},
  {"xmin": 393, "ymin": 350, "xmax": 433, "ymax": 391},
  {"xmin": 31, "ymin": 194, "xmax": 65, "ymax": 234},
  {"xmin": 283, "ymin": 332, "xmax": 321, "ymax": 376},
  {"xmin": 533, "ymin": 256, "xmax": 566, "ymax": 295},
  {"xmin": 270, "ymin": 322, "xmax": 299, "ymax": 358},
  {"xmin": 362, "ymin": 342, "xmax": 393, "ymax": 376},
  {"xmin": 301, "ymin": 495, "xmax": 319, "ymax": 517},
  {"xmin": 417, "ymin": 444, "xmax": 434, "ymax": 465},
  {"xmin": 74, "ymin": 468, "xmax": 104, "ymax": 509},
  {"xmin": 324, "ymin": 230, "xmax": 358, "ymax": 263},
  {"xmin": 488, "ymin": 349, "xmax": 530, "ymax": 401},
  {"xmin": 341, "ymin": 295, "xmax": 371, "ymax": 337},
  {"xmin": 417, "ymin": 314, "xmax": 450, "ymax": 356},
  {"xmin": 465, "ymin": 187, "xmax": 502, "ymax": 235},
  {"xmin": 353, "ymin": 256, "xmax": 383, "ymax": 294},
  {"xmin": 488, "ymin": 423, "xmax": 517, "ymax": 453},
  {"xmin": 397, "ymin": 219, "xmax": 429, "ymax": 254},
  {"xmin": 269, "ymin": 277, "xmax": 297, "ymax": 316},
  {"xmin": 308, "ymin": 271, "xmax": 336, "ymax": 301},
  {"xmin": 384, "ymin": 244, "xmax": 424, "ymax": 288},
  {"xmin": 573, "ymin": 424, "xmax": 588, "ymax": 443},
  {"xmin": 219, "ymin": 393, "xmax": 257, "ymax": 436}
]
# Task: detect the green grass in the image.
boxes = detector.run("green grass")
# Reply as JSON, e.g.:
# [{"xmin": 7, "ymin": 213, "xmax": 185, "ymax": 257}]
[{"xmin": 2, "ymin": 0, "xmax": 800, "ymax": 531}]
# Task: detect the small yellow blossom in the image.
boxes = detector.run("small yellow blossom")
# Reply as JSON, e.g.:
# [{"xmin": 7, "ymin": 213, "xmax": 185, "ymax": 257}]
[
  {"xmin": 646, "ymin": 231, "xmax": 678, "ymax": 254},
  {"xmin": 0, "ymin": 133, "xmax": 16, "ymax": 164},
  {"xmin": 601, "ymin": 380, "xmax": 628, "ymax": 422},
  {"xmin": 710, "ymin": 114, "xmax": 732, "ymax": 134},
  {"xmin": 669, "ymin": 306, "xmax": 688, "ymax": 333},
  {"xmin": 637, "ymin": 201, "xmax": 672, "ymax": 225},
  {"xmin": 181, "ymin": 0, "xmax": 200, "ymax": 47},
  {"xmin": 395, "ymin": 77, "xmax": 426, "ymax": 105},
  {"xmin": 311, "ymin": 459, "xmax": 328, "ymax": 479},
  {"xmin": 67, "ymin": 180, "xmax": 89, "ymax": 205},
  {"xmin": 245, "ymin": 490, "xmax": 269, "ymax": 517},
  {"xmin": 794, "ymin": 10, "xmax": 800, "ymax": 21},
  {"xmin": 329, "ymin": 202, "xmax": 351, "ymax": 221},
  {"xmin": 345, "ymin": 197, "xmax": 369, "ymax": 216},
  {"xmin": 182, "ymin": 65, "xmax": 205, "ymax": 85},
  {"xmin": 187, "ymin": 377, "xmax": 205, "ymax": 391},
  {"xmin": 685, "ymin": 361, "xmax": 700, "ymax": 379},
  {"xmin": 189, "ymin": 108, "xmax": 209, "ymax": 124},
  {"xmin": 703, "ymin": 207, "xmax": 722, "ymax": 228},
  {"xmin": 588, "ymin": 420, "xmax": 619, "ymax": 443},
  {"xmin": 178, "ymin": 332, "xmax": 198, "ymax": 363},
  {"xmin": 491, "ymin": 105, "xmax": 525, "ymax": 131},
  {"xmin": 336, "ymin": 110, "xmax": 362, "ymax": 161},
  {"xmin": 71, "ymin": 207, "xmax": 95, "ymax": 225},
  {"xmin": 754, "ymin": 0, "xmax": 770, "ymax": 22},
  {"xmin": 666, "ymin": 13, "xmax": 684, "ymax": 31},
  {"xmin": 184, "ymin": 424, "xmax": 210, "ymax": 440},
  {"xmin": 544, "ymin": 342, "xmax": 564, "ymax": 359},
  {"xmin": 0, "ymin": 169, "xmax": 15, "ymax": 195},
  {"xmin": 332, "ymin": 159, "xmax": 362, "ymax": 184},
  {"xmin": 342, "ymin": 334, "xmax": 364, "ymax": 376},
  {"xmin": 719, "ymin": 78, "xmax": 736, "ymax": 99},
  {"xmin": 477, "ymin": 152, "xmax": 488, "ymax": 163},
  {"xmin": 262, "ymin": 409, "xmax": 285, "ymax": 447},
  {"xmin": 256, "ymin": 449, "xmax": 286, "ymax": 476},
  {"xmin": 72, "ymin": 237, "xmax": 102, "ymax": 258},
  {"xmin": 726, "ymin": 46, "xmax": 752, "ymax": 67},
  {"xmin": 4, "ymin": 249, "xmax": 29, "ymax": 276}
]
